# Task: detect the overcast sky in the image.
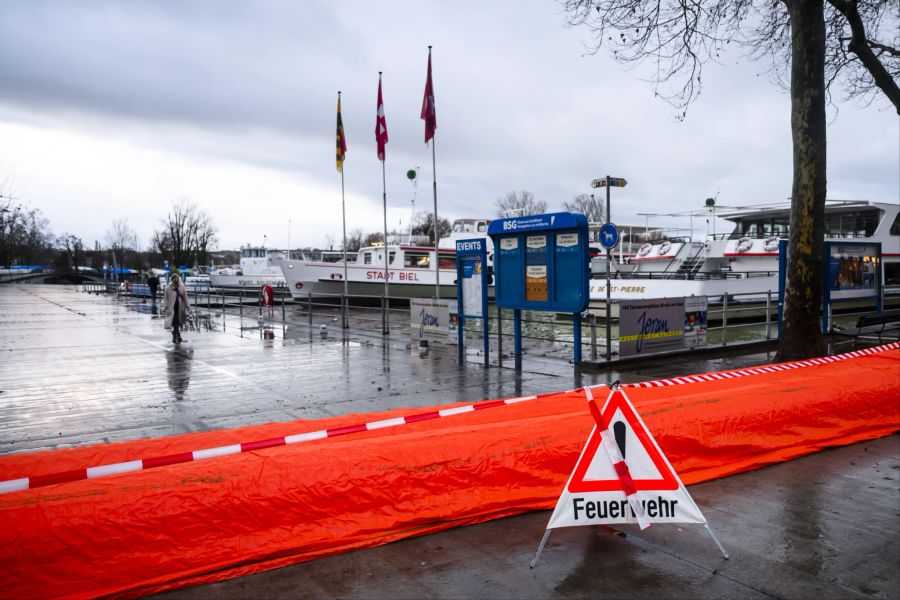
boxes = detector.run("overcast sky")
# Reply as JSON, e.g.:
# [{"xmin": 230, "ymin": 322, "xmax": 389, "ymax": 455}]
[{"xmin": 1, "ymin": 0, "xmax": 897, "ymax": 252}]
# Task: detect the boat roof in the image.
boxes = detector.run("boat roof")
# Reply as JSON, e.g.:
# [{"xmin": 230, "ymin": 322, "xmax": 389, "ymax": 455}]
[{"xmin": 717, "ymin": 199, "xmax": 897, "ymax": 221}]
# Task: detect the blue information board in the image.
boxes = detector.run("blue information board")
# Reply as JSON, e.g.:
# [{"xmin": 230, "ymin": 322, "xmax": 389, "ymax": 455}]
[
  {"xmin": 487, "ymin": 212, "xmax": 590, "ymax": 364},
  {"xmin": 487, "ymin": 212, "xmax": 590, "ymax": 313}
]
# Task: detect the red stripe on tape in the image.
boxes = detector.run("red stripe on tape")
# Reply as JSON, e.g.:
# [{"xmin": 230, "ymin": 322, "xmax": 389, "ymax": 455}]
[
  {"xmin": 613, "ymin": 461, "xmax": 637, "ymax": 496},
  {"xmin": 241, "ymin": 437, "xmax": 286, "ymax": 452},
  {"xmin": 30, "ymin": 469, "xmax": 87, "ymax": 488},
  {"xmin": 326, "ymin": 423, "xmax": 369, "ymax": 437},
  {"xmin": 143, "ymin": 453, "xmax": 194, "ymax": 469},
  {"xmin": 404, "ymin": 411, "xmax": 440, "ymax": 423},
  {"xmin": 473, "ymin": 399, "xmax": 505, "ymax": 410}
]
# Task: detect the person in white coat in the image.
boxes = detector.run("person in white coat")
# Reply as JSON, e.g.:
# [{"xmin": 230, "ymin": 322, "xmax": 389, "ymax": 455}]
[{"xmin": 164, "ymin": 273, "xmax": 190, "ymax": 343}]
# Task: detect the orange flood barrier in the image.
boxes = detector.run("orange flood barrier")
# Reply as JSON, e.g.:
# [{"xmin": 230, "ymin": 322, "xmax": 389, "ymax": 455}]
[{"xmin": 1, "ymin": 345, "xmax": 898, "ymax": 598}]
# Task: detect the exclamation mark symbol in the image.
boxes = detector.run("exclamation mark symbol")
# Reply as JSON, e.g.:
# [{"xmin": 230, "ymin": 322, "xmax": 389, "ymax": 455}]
[{"xmin": 614, "ymin": 421, "xmax": 626, "ymax": 459}]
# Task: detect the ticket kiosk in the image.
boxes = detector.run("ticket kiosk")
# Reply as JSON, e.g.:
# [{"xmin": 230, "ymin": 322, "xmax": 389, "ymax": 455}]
[{"xmin": 488, "ymin": 212, "xmax": 590, "ymax": 364}]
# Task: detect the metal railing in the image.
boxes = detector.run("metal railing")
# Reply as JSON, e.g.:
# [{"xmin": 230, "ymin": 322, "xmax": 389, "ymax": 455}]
[{"xmin": 82, "ymin": 282, "xmax": 894, "ymax": 363}]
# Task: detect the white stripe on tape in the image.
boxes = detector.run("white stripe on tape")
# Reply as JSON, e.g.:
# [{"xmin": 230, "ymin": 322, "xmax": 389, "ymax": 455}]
[
  {"xmin": 438, "ymin": 405, "xmax": 475, "ymax": 417},
  {"xmin": 87, "ymin": 460, "xmax": 143, "ymax": 478},
  {"xmin": 0, "ymin": 478, "xmax": 29, "ymax": 493},
  {"xmin": 366, "ymin": 417, "xmax": 407, "ymax": 430},
  {"xmin": 193, "ymin": 445, "xmax": 242, "ymax": 460},
  {"xmin": 285, "ymin": 430, "xmax": 328, "ymax": 444},
  {"xmin": 504, "ymin": 395, "xmax": 538, "ymax": 404}
]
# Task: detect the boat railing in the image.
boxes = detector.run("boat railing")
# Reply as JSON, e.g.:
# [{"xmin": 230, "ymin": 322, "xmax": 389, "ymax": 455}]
[{"xmin": 610, "ymin": 270, "xmax": 778, "ymax": 281}]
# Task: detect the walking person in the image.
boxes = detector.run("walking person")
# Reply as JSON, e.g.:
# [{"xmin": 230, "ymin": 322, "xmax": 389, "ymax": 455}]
[
  {"xmin": 147, "ymin": 272, "xmax": 160, "ymax": 313},
  {"xmin": 164, "ymin": 273, "xmax": 190, "ymax": 344}
]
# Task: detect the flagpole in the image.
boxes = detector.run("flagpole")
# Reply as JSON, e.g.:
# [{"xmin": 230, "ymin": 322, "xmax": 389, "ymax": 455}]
[
  {"xmin": 338, "ymin": 91, "xmax": 349, "ymax": 329},
  {"xmin": 431, "ymin": 135, "xmax": 439, "ymax": 299},
  {"xmin": 379, "ymin": 72, "xmax": 390, "ymax": 305},
  {"xmin": 428, "ymin": 46, "xmax": 440, "ymax": 300}
]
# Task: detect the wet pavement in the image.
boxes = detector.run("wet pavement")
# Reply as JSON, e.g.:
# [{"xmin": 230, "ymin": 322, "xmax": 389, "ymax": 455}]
[{"xmin": 1, "ymin": 285, "xmax": 897, "ymax": 598}]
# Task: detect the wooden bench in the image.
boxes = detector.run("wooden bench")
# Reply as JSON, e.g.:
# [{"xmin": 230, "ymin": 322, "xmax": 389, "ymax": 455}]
[{"xmin": 851, "ymin": 311, "xmax": 900, "ymax": 342}]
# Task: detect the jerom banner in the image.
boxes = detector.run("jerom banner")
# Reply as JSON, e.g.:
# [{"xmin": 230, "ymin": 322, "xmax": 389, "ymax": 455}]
[
  {"xmin": 410, "ymin": 299, "xmax": 457, "ymax": 344},
  {"xmin": 619, "ymin": 297, "xmax": 709, "ymax": 357}
]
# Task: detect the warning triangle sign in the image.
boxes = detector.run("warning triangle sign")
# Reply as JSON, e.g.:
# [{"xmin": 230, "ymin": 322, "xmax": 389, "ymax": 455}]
[
  {"xmin": 567, "ymin": 389, "xmax": 679, "ymax": 493},
  {"xmin": 545, "ymin": 386, "xmax": 707, "ymax": 529}
]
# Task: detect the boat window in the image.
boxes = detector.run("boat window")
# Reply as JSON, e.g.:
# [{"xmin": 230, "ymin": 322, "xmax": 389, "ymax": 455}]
[
  {"xmin": 388, "ymin": 251, "xmax": 396, "ymax": 265},
  {"xmin": 890, "ymin": 212, "xmax": 900, "ymax": 236},
  {"xmin": 825, "ymin": 209, "xmax": 879, "ymax": 238},
  {"xmin": 477, "ymin": 222, "xmax": 487, "ymax": 232},
  {"xmin": 404, "ymin": 252, "xmax": 431, "ymax": 268},
  {"xmin": 439, "ymin": 253, "xmax": 456, "ymax": 269},
  {"xmin": 363, "ymin": 251, "xmax": 372, "ymax": 265}
]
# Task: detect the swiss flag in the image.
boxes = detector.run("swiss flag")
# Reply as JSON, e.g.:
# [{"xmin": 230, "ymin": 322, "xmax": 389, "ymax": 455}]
[{"xmin": 375, "ymin": 75, "xmax": 388, "ymax": 161}]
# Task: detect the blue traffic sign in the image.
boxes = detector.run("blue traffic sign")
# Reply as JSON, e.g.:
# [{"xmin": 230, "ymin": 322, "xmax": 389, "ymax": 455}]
[{"xmin": 598, "ymin": 223, "xmax": 619, "ymax": 249}]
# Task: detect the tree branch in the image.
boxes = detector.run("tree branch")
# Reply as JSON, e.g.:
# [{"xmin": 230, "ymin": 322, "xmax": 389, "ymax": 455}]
[{"xmin": 828, "ymin": 0, "xmax": 900, "ymax": 113}]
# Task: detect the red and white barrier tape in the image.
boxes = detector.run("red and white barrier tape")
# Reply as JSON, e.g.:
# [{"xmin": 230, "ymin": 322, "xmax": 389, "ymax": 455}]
[
  {"xmin": 1, "ymin": 341, "xmax": 897, "ymax": 495},
  {"xmin": 622, "ymin": 341, "xmax": 900, "ymax": 389}
]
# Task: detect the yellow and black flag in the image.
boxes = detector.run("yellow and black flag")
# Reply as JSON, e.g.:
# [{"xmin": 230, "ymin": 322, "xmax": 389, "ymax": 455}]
[{"xmin": 336, "ymin": 92, "xmax": 347, "ymax": 173}]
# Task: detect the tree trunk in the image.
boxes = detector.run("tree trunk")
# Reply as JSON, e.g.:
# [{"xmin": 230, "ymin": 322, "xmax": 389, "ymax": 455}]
[{"xmin": 776, "ymin": 0, "xmax": 829, "ymax": 361}]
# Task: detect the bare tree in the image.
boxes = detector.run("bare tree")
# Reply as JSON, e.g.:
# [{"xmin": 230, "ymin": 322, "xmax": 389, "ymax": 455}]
[
  {"xmin": 1, "ymin": 200, "xmax": 53, "ymax": 268},
  {"xmin": 411, "ymin": 212, "xmax": 452, "ymax": 245},
  {"xmin": 153, "ymin": 200, "xmax": 217, "ymax": 267},
  {"xmin": 563, "ymin": 193, "xmax": 605, "ymax": 223},
  {"xmin": 106, "ymin": 219, "xmax": 139, "ymax": 270},
  {"xmin": 55, "ymin": 234, "xmax": 83, "ymax": 272},
  {"xmin": 495, "ymin": 190, "xmax": 549, "ymax": 217},
  {"xmin": 345, "ymin": 228, "xmax": 366, "ymax": 253},
  {"xmin": 559, "ymin": 0, "xmax": 898, "ymax": 361}
]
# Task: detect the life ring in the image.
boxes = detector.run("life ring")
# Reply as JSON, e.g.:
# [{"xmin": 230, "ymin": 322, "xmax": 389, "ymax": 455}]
[
  {"xmin": 658, "ymin": 241, "xmax": 672, "ymax": 255},
  {"xmin": 637, "ymin": 243, "xmax": 652, "ymax": 257},
  {"xmin": 764, "ymin": 236, "xmax": 779, "ymax": 252},
  {"xmin": 295, "ymin": 282, "xmax": 304, "ymax": 289},
  {"xmin": 736, "ymin": 237, "xmax": 753, "ymax": 253}
]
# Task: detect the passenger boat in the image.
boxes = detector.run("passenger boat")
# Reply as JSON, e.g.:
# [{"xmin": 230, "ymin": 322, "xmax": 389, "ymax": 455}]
[
  {"xmin": 278, "ymin": 218, "xmax": 493, "ymax": 299},
  {"xmin": 589, "ymin": 200, "xmax": 900, "ymax": 302},
  {"xmin": 208, "ymin": 246, "xmax": 289, "ymax": 289}
]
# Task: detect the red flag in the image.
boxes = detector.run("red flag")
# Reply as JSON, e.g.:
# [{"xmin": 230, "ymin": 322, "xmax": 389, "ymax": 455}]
[
  {"xmin": 420, "ymin": 51, "xmax": 436, "ymax": 143},
  {"xmin": 375, "ymin": 76, "xmax": 388, "ymax": 161},
  {"xmin": 336, "ymin": 93, "xmax": 347, "ymax": 173}
]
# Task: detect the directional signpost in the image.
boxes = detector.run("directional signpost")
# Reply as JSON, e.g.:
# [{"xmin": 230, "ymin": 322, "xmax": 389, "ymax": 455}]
[
  {"xmin": 591, "ymin": 176, "xmax": 627, "ymax": 361},
  {"xmin": 591, "ymin": 177, "xmax": 628, "ymax": 188}
]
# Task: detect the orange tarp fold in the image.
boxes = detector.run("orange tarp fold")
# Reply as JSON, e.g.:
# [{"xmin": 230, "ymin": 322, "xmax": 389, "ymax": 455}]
[{"xmin": 1, "ymin": 347, "xmax": 898, "ymax": 598}]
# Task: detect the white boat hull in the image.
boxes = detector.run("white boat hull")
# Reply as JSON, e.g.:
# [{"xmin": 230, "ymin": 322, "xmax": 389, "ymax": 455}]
[
  {"xmin": 279, "ymin": 261, "xmax": 468, "ymax": 299},
  {"xmin": 209, "ymin": 274, "xmax": 286, "ymax": 289},
  {"xmin": 589, "ymin": 274, "xmax": 780, "ymax": 303}
]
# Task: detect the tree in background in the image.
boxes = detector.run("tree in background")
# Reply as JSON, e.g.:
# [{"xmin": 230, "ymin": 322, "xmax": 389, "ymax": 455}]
[
  {"xmin": 152, "ymin": 200, "xmax": 217, "ymax": 268},
  {"xmin": 563, "ymin": 193, "xmax": 604, "ymax": 223},
  {"xmin": 495, "ymin": 190, "xmax": 548, "ymax": 217},
  {"xmin": 345, "ymin": 228, "xmax": 366, "ymax": 253},
  {"xmin": 55, "ymin": 234, "xmax": 83, "ymax": 272},
  {"xmin": 105, "ymin": 219, "xmax": 138, "ymax": 270},
  {"xmin": 559, "ymin": 0, "xmax": 898, "ymax": 361},
  {"xmin": 411, "ymin": 212, "xmax": 451, "ymax": 245},
  {"xmin": 1, "ymin": 199, "xmax": 54, "ymax": 268}
]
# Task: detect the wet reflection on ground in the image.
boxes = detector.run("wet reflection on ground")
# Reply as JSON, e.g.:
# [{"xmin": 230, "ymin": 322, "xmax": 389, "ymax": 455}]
[{"xmin": 165, "ymin": 346, "xmax": 193, "ymax": 402}]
